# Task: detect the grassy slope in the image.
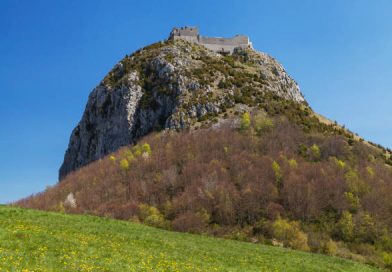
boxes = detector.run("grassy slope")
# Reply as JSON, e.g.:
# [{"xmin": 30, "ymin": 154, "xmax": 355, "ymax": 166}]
[{"xmin": 0, "ymin": 206, "xmax": 379, "ymax": 272}]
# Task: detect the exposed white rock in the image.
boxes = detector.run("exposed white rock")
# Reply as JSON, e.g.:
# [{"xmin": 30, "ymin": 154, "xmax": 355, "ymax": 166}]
[
  {"xmin": 59, "ymin": 40, "xmax": 305, "ymax": 179},
  {"xmin": 64, "ymin": 193, "xmax": 76, "ymax": 208}
]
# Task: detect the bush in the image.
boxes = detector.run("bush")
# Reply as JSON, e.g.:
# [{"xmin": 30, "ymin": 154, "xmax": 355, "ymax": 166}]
[
  {"xmin": 288, "ymin": 158, "xmax": 298, "ymax": 169},
  {"xmin": 119, "ymin": 159, "xmax": 129, "ymax": 171},
  {"xmin": 218, "ymin": 79, "xmax": 232, "ymax": 89},
  {"xmin": 344, "ymin": 191, "xmax": 360, "ymax": 212},
  {"xmin": 240, "ymin": 112, "xmax": 251, "ymax": 131},
  {"xmin": 142, "ymin": 143, "xmax": 152, "ymax": 155},
  {"xmin": 265, "ymin": 202, "xmax": 284, "ymax": 220},
  {"xmin": 310, "ymin": 144, "xmax": 321, "ymax": 161},
  {"xmin": 138, "ymin": 204, "xmax": 169, "ymax": 229},
  {"xmin": 252, "ymin": 113, "xmax": 274, "ymax": 135},
  {"xmin": 379, "ymin": 231, "xmax": 392, "ymax": 252},
  {"xmin": 109, "ymin": 155, "xmax": 116, "ymax": 162},
  {"xmin": 225, "ymin": 227, "xmax": 252, "ymax": 242},
  {"xmin": 272, "ymin": 161, "xmax": 282, "ymax": 189},
  {"xmin": 325, "ymin": 239, "xmax": 338, "ymax": 256},
  {"xmin": 272, "ymin": 218, "xmax": 309, "ymax": 251},
  {"xmin": 336, "ymin": 211, "xmax": 354, "ymax": 242},
  {"xmin": 355, "ymin": 212, "xmax": 377, "ymax": 243},
  {"xmin": 133, "ymin": 143, "xmax": 152, "ymax": 157},
  {"xmin": 290, "ymin": 231, "xmax": 310, "ymax": 251},
  {"xmin": 172, "ymin": 211, "xmax": 209, "ymax": 233},
  {"xmin": 307, "ymin": 232, "xmax": 330, "ymax": 253},
  {"xmin": 383, "ymin": 252, "xmax": 392, "ymax": 269}
]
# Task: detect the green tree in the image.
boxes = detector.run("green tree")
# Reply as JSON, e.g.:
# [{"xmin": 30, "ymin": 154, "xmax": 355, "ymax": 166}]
[
  {"xmin": 253, "ymin": 113, "xmax": 274, "ymax": 135},
  {"xmin": 138, "ymin": 204, "xmax": 168, "ymax": 229},
  {"xmin": 288, "ymin": 158, "xmax": 298, "ymax": 169},
  {"xmin": 142, "ymin": 143, "xmax": 152, "ymax": 155},
  {"xmin": 324, "ymin": 239, "xmax": 337, "ymax": 256},
  {"xmin": 123, "ymin": 149, "xmax": 135, "ymax": 162},
  {"xmin": 272, "ymin": 217, "xmax": 310, "ymax": 251},
  {"xmin": 240, "ymin": 112, "xmax": 251, "ymax": 131},
  {"xmin": 119, "ymin": 159, "xmax": 129, "ymax": 171},
  {"xmin": 336, "ymin": 211, "xmax": 354, "ymax": 241},
  {"xmin": 310, "ymin": 144, "xmax": 321, "ymax": 161},
  {"xmin": 356, "ymin": 212, "xmax": 376, "ymax": 243},
  {"xmin": 344, "ymin": 191, "xmax": 360, "ymax": 212},
  {"xmin": 109, "ymin": 155, "xmax": 116, "ymax": 162},
  {"xmin": 272, "ymin": 161, "xmax": 282, "ymax": 189}
]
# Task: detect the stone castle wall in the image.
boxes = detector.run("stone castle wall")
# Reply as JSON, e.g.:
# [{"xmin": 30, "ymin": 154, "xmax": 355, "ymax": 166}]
[{"xmin": 169, "ymin": 27, "xmax": 252, "ymax": 54}]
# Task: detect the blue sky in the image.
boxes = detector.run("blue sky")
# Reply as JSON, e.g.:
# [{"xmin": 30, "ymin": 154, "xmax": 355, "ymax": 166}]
[{"xmin": 1, "ymin": 0, "xmax": 391, "ymax": 203}]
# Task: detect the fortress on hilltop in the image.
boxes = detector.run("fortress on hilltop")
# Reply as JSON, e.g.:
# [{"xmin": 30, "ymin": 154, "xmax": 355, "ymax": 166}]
[{"xmin": 169, "ymin": 26, "xmax": 253, "ymax": 54}]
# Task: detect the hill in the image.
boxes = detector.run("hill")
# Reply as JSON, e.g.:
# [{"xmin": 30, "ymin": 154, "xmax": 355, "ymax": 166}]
[
  {"xmin": 59, "ymin": 37, "xmax": 304, "ymax": 179},
  {"xmin": 17, "ymin": 30, "xmax": 392, "ymax": 269},
  {"xmin": 18, "ymin": 118, "xmax": 392, "ymax": 269},
  {"xmin": 0, "ymin": 206, "xmax": 379, "ymax": 271}
]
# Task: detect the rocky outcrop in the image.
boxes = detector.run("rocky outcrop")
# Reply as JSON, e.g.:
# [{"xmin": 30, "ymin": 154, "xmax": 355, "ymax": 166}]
[{"xmin": 59, "ymin": 39, "xmax": 305, "ymax": 179}]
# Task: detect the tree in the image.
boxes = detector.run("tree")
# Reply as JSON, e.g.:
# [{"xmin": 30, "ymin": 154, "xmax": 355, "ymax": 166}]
[
  {"xmin": 272, "ymin": 217, "xmax": 310, "ymax": 251},
  {"xmin": 310, "ymin": 144, "xmax": 321, "ymax": 161},
  {"xmin": 336, "ymin": 211, "xmax": 354, "ymax": 241},
  {"xmin": 356, "ymin": 212, "xmax": 376, "ymax": 243},
  {"xmin": 142, "ymin": 143, "xmax": 152, "ymax": 155},
  {"xmin": 138, "ymin": 204, "xmax": 168, "ymax": 229},
  {"xmin": 240, "ymin": 112, "xmax": 251, "ymax": 131},
  {"xmin": 119, "ymin": 159, "xmax": 129, "ymax": 171},
  {"xmin": 109, "ymin": 155, "xmax": 116, "ymax": 162},
  {"xmin": 253, "ymin": 112, "xmax": 274, "ymax": 135},
  {"xmin": 272, "ymin": 161, "xmax": 282, "ymax": 190}
]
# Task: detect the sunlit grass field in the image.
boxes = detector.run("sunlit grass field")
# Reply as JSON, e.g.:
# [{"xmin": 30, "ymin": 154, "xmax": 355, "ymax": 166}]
[{"xmin": 0, "ymin": 205, "xmax": 379, "ymax": 271}]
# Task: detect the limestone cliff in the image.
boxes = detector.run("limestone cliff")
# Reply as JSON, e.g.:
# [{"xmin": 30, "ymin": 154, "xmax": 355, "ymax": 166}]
[{"xmin": 59, "ymin": 39, "xmax": 304, "ymax": 179}]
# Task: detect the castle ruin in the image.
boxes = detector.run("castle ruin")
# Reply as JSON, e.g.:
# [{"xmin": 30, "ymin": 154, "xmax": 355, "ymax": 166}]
[{"xmin": 169, "ymin": 26, "xmax": 253, "ymax": 55}]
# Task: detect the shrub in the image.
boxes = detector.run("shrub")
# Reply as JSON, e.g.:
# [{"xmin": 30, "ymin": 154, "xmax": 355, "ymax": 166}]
[
  {"xmin": 172, "ymin": 211, "xmax": 209, "ymax": 233},
  {"xmin": 138, "ymin": 204, "xmax": 168, "ymax": 229},
  {"xmin": 109, "ymin": 155, "xmax": 116, "ymax": 162},
  {"xmin": 272, "ymin": 161, "xmax": 282, "ymax": 189},
  {"xmin": 272, "ymin": 218, "xmax": 309, "ymax": 251},
  {"xmin": 355, "ymin": 212, "xmax": 377, "ymax": 243},
  {"xmin": 142, "ymin": 143, "xmax": 152, "ymax": 155},
  {"xmin": 119, "ymin": 159, "xmax": 129, "ymax": 171},
  {"xmin": 379, "ymin": 231, "xmax": 392, "ymax": 252},
  {"xmin": 253, "ymin": 113, "xmax": 274, "ymax": 135},
  {"xmin": 336, "ymin": 211, "xmax": 354, "ymax": 242},
  {"xmin": 240, "ymin": 112, "xmax": 251, "ymax": 131},
  {"xmin": 225, "ymin": 228, "xmax": 251, "ymax": 242},
  {"xmin": 310, "ymin": 144, "xmax": 321, "ymax": 161},
  {"xmin": 331, "ymin": 157, "xmax": 345, "ymax": 169},
  {"xmin": 307, "ymin": 232, "xmax": 330, "ymax": 253},
  {"xmin": 288, "ymin": 158, "xmax": 298, "ymax": 169},
  {"xmin": 325, "ymin": 239, "xmax": 338, "ymax": 256},
  {"xmin": 218, "ymin": 79, "xmax": 232, "ymax": 89},
  {"xmin": 344, "ymin": 191, "xmax": 360, "ymax": 212},
  {"xmin": 123, "ymin": 149, "xmax": 135, "ymax": 162},
  {"xmin": 132, "ymin": 143, "xmax": 152, "ymax": 157},
  {"xmin": 383, "ymin": 252, "xmax": 392, "ymax": 269},
  {"xmin": 265, "ymin": 202, "xmax": 284, "ymax": 220}
]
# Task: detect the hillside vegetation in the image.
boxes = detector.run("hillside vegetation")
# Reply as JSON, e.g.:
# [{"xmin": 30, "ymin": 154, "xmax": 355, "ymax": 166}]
[
  {"xmin": 18, "ymin": 109, "xmax": 392, "ymax": 269},
  {"xmin": 59, "ymin": 39, "xmax": 305, "ymax": 178},
  {"xmin": 0, "ymin": 206, "xmax": 380, "ymax": 271}
]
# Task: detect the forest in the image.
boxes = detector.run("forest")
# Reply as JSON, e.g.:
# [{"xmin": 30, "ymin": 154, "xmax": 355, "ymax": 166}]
[{"xmin": 18, "ymin": 111, "xmax": 392, "ymax": 269}]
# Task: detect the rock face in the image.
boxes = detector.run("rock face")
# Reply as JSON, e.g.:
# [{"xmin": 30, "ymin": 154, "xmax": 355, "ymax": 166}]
[{"xmin": 59, "ymin": 39, "xmax": 305, "ymax": 179}]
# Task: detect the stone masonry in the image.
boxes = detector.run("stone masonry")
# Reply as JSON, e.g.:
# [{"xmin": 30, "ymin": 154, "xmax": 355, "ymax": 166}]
[{"xmin": 169, "ymin": 26, "xmax": 253, "ymax": 54}]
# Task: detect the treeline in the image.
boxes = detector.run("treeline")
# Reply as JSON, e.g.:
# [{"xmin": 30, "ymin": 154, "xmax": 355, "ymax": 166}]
[{"xmin": 17, "ymin": 113, "xmax": 392, "ymax": 269}]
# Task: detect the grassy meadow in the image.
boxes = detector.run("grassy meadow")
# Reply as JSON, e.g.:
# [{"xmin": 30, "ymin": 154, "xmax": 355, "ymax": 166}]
[{"xmin": 0, "ymin": 206, "xmax": 380, "ymax": 271}]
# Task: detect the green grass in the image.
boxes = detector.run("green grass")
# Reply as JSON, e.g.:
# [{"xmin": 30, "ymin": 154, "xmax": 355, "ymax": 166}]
[{"xmin": 0, "ymin": 206, "xmax": 379, "ymax": 272}]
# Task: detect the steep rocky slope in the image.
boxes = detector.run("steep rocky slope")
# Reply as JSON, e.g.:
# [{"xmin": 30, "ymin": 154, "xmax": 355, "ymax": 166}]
[{"xmin": 60, "ymin": 39, "xmax": 304, "ymax": 179}]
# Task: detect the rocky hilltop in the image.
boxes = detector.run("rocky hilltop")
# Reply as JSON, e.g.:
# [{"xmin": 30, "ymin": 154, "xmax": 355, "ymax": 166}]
[{"xmin": 59, "ymin": 39, "xmax": 304, "ymax": 179}]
